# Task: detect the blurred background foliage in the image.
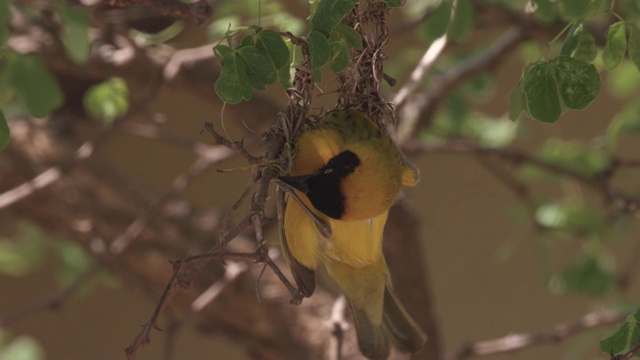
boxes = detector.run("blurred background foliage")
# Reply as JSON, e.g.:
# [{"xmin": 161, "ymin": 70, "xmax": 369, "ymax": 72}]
[{"xmin": 1, "ymin": 0, "xmax": 640, "ymax": 359}]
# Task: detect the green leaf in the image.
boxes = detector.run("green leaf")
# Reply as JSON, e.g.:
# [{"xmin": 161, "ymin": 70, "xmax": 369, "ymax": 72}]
[
  {"xmin": 449, "ymin": 0, "xmax": 473, "ymax": 42},
  {"xmin": 422, "ymin": 0, "xmax": 451, "ymax": 42},
  {"xmin": 0, "ymin": 111, "xmax": 8, "ymax": 151},
  {"xmin": 335, "ymin": 23, "xmax": 362, "ymax": 50},
  {"xmin": 10, "ymin": 54, "xmax": 64, "ymax": 117},
  {"xmin": 561, "ymin": 22, "xmax": 597, "ymax": 62},
  {"xmin": 278, "ymin": 63, "xmax": 292, "ymax": 88},
  {"xmin": 561, "ymin": 255, "xmax": 614, "ymax": 296},
  {"xmin": 538, "ymin": 138, "xmax": 610, "ymax": 177},
  {"xmin": 628, "ymin": 24, "xmax": 640, "ymax": 73},
  {"xmin": 83, "ymin": 78, "xmax": 129, "ymax": 124},
  {"xmin": 256, "ymin": 30, "xmax": 290, "ymax": 69},
  {"xmin": 559, "ymin": 0, "xmax": 590, "ymax": 20},
  {"xmin": 214, "ymin": 51, "xmax": 253, "ymax": 104},
  {"xmin": 508, "ymin": 76, "xmax": 526, "ymax": 121},
  {"xmin": 213, "ymin": 44, "xmax": 232, "ymax": 62},
  {"xmin": 237, "ymin": 46, "xmax": 277, "ymax": 89},
  {"xmin": 602, "ymin": 21, "xmax": 627, "ymax": 70},
  {"xmin": 308, "ymin": 31, "xmax": 331, "ymax": 69},
  {"xmin": 0, "ymin": 0, "xmax": 9, "ymax": 48},
  {"xmin": 600, "ymin": 308, "xmax": 640, "ymax": 357},
  {"xmin": 0, "ymin": 336, "xmax": 45, "ymax": 360},
  {"xmin": 309, "ymin": 0, "xmax": 358, "ymax": 36},
  {"xmin": 373, "ymin": 0, "xmax": 403, "ymax": 7},
  {"xmin": 57, "ymin": 2, "xmax": 91, "ymax": 64},
  {"xmin": 523, "ymin": 61, "xmax": 561, "ymax": 123},
  {"xmin": 606, "ymin": 103, "xmax": 640, "ymax": 149},
  {"xmin": 330, "ymin": 39, "xmax": 350, "ymax": 73},
  {"xmin": 552, "ymin": 56, "xmax": 600, "ymax": 109},
  {"xmin": 533, "ymin": 0, "xmax": 555, "ymax": 22},
  {"xmin": 0, "ymin": 223, "xmax": 47, "ymax": 276}
]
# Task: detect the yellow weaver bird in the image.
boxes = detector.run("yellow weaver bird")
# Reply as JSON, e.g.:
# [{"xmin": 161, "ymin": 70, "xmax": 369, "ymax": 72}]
[{"xmin": 278, "ymin": 110, "xmax": 426, "ymax": 359}]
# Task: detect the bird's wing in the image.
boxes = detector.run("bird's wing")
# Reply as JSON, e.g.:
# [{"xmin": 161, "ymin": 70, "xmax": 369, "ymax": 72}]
[{"xmin": 277, "ymin": 188, "xmax": 316, "ymax": 297}]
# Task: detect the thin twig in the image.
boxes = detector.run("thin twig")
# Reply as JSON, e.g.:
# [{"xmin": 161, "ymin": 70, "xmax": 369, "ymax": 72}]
[
  {"xmin": 447, "ymin": 310, "xmax": 628, "ymax": 359},
  {"xmin": 392, "ymin": 34, "xmax": 448, "ymax": 109},
  {"xmin": 110, "ymin": 148, "xmax": 232, "ymax": 254},
  {"xmin": 396, "ymin": 26, "xmax": 526, "ymax": 143}
]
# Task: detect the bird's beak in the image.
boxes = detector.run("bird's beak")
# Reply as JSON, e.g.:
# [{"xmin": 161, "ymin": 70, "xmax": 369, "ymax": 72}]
[{"xmin": 278, "ymin": 174, "xmax": 313, "ymax": 194}]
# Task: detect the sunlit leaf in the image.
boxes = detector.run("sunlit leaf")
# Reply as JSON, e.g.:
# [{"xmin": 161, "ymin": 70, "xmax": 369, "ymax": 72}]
[
  {"xmin": 0, "ymin": 336, "xmax": 44, "ymax": 360},
  {"xmin": 83, "ymin": 78, "xmax": 129, "ymax": 125}
]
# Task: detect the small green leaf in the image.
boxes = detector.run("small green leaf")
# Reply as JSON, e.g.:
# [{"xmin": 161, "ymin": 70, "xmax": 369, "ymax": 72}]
[
  {"xmin": 57, "ymin": 2, "xmax": 91, "ymax": 63},
  {"xmin": 83, "ymin": 78, "xmax": 129, "ymax": 124},
  {"xmin": 214, "ymin": 51, "xmax": 253, "ymax": 104},
  {"xmin": 213, "ymin": 44, "xmax": 232, "ymax": 62},
  {"xmin": 308, "ymin": 31, "xmax": 331, "ymax": 69},
  {"xmin": 10, "ymin": 54, "xmax": 64, "ymax": 117},
  {"xmin": 628, "ymin": 24, "xmax": 640, "ymax": 73},
  {"xmin": 561, "ymin": 22, "xmax": 597, "ymax": 62},
  {"xmin": 449, "ymin": 0, "xmax": 473, "ymax": 42},
  {"xmin": 335, "ymin": 23, "xmax": 362, "ymax": 50},
  {"xmin": 373, "ymin": 0, "xmax": 403, "ymax": 7},
  {"xmin": 330, "ymin": 40, "xmax": 350, "ymax": 73},
  {"xmin": 256, "ymin": 30, "xmax": 290, "ymax": 69},
  {"xmin": 533, "ymin": 0, "xmax": 555, "ymax": 22},
  {"xmin": 309, "ymin": 0, "xmax": 358, "ymax": 36},
  {"xmin": 538, "ymin": 138, "xmax": 610, "ymax": 177},
  {"xmin": 524, "ymin": 61, "xmax": 561, "ymax": 123},
  {"xmin": 562, "ymin": 255, "xmax": 614, "ymax": 295},
  {"xmin": 0, "ymin": 111, "xmax": 8, "ymax": 151},
  {"xmin": 602, "ymin": 21, "xmax": 627, "ymax": 70},
  {"xmin": 278, "ymin": 63, "xmax": 292, "ymax": 88},
  {"xmin": 0, "ymin": 0, "xmax": 9, "ymax": 48},
  {"xmin": 552, "ymin": 56, "xmax": 600, "ymax": 109},
  {"xmin": 0, "ymin": 335, "xmax": 45, "ymax": 360},
  {"xmin": 606, "ymin": 103, "xmax": 640, "ymax": 149},
  {"xmin": 559, "ymin": 0, "xmax": 590, "ymax": 20},
  {"xmin": 237, "ymin": 46, "xmax": 277, "ymax": 89},
  {"xmin": 600, "ymin": 308, "xmax": 640, "ymax": 357},
  {"xmin": 422, "ymin": 0, "xmax": 451, "ymax": 42}
]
